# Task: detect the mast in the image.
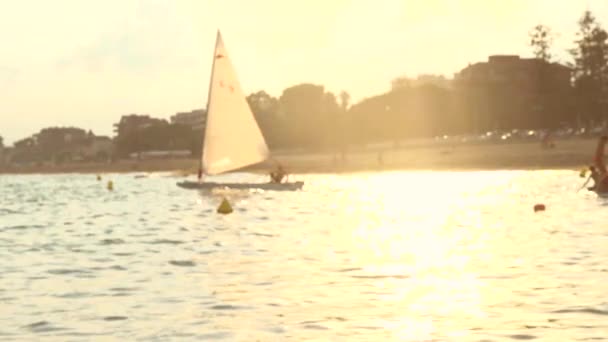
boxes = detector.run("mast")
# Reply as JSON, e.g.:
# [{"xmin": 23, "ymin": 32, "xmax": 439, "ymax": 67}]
[{"xmin": 199, "ymin": 30, "xmax": 221, "ymax": 181}]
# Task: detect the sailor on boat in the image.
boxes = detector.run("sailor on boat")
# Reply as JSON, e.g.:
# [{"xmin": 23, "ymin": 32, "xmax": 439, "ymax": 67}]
[
  {"xmin": 269, "ymin": 164, "xmax": 287, "ymax": 183},
  {"xmin": 591, "ymin": 135, "xmax": 608, "ymax": 193},
  {"xmin": 586, "ymin": 165, "xmax": 601, "ymax": 191}
]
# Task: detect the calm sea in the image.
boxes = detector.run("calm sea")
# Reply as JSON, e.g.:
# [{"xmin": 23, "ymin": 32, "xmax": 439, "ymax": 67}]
[{"xmin": 1, "ymin": 171, "xmax": 607, "ymax": 341}]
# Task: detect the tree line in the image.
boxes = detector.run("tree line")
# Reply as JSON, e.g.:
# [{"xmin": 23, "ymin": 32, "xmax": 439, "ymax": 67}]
[
  {"xmin": 530, "ymin": 10, "xmax": 608, "ymax": 127},
  {"xmin": 254, "ymin": 9, "xmax": 608, "ymax": 149},
  {"xmin": 3, "ymin": 9, "xmax": 608, "ymax": 162}
]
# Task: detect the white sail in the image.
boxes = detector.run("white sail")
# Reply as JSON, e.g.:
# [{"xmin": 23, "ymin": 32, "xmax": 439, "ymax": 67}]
[{"xmin": 201, "ymin": 31, "xmax": 270, "ymax": 175}]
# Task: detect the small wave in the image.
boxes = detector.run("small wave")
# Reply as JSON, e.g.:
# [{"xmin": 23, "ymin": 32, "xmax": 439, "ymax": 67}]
[
  {"xmin": 523, "ymin": 324, "xmax": 550, "ymax": 329},
  {"xmin": 147, "ymin": 239, "xmax": 184, "ymax": 245},
  {"xmin": 109, "ymin": 287, "xmax": 139, "ymax": 292},
  {"xmin": 107, "ymin": 265, "xmax": 127, "ymax": 271},
  {"xmin": 252, "ymin": 232, "xmax": 275, "ymax": 237},
  {"xmin": 103, "ymin": 316, "xmax": 128, "ymax": 321},
  {"xmin": 22, "ymin": 321, "xmax": 66, "ymax": 333},
  {"xmin": 113, "ymin": 252, "xmax": 135, "ymax": 257},
  {"xmin": 325, "ymin": 316, "xmax": 347, "ymax": 322},
  {"xmin": 351, "ymin": 326, "xmax": 382, "ymax": 330},
  {"xmin": 0, "ymin": 208, "xmax": 21, "ymax": 214},
  {"xmin": 552, "ymin": 307, "xmax": 608, "ymax": 316},
  {"xmin": 91, "ymin": 258, "xmax": 113, "ymax": 263},
  {"xmin": 53, "ymin": 291, "xmax": 94, "ymax": 299},
  {"xmin": 47, "ymin": 269, "xmax": 91, "ymax": 275},
  {"xmin": 209, "ymin": 304, "xmax": 246, "ymax": 310},
  {"xmin": 350, "ymin": 274, "xmax": 409, "ymax": 279},
  {"xmin": 302, "ymin": 324, "xmax": 329, "ymax": 330},
  {"xmin": 336, "ymin": 267, "xmax": 362, "ymax": 273},
  {"xmin": 69, "ymin": 248, "xmax": 95, "ymax": 254},
  {"xmin": 169, "ymin": 260, "xmax": 196, "ymax": 267},
  {"xmin": 508, "ymin": 334, "xmax": 537, "ymax": 340},
  {"xmin": 255, "ymin": 281, "xmax": 273, "ymax": 286},
  {"xmin": 100, "ymin": 238, "xmax": 125, "ymax": 245},
  {"xmin": 2, "ymin": 224, "xmax": 44, "ymax": 231},
  {"xmin": 198, "ymin": 332, "xmax": 232, "ymax": 340}
]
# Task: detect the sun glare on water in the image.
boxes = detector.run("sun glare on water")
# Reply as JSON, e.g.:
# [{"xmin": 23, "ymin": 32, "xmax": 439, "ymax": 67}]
[{"xmin": 306, "ymin": 171, "xmax": 523, "ymax": 339}]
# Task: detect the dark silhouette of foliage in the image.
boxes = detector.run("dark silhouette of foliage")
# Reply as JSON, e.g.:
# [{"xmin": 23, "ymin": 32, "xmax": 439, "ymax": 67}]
[
  {"xmin": 113, "ymin": 114, "xmax": 200, "ymax": 157},
  {"xmin": 530, "ymin": 25, "xmax": 554, "ymax": 62},
  {"xmin": 569, "ymin": 10, "xmax": 608, "ymax": 125},
  {"xmin": 9, "ymin": 9, "xmax": 608, "ymax": 160}
]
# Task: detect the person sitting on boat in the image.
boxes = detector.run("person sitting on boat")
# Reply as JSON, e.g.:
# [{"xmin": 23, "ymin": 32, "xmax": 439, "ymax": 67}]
[
  {"xmin": 269, "ymin": 164, "xmax": 287, "ymax": 183},
  {"xmin": 586, "ymin": 165, "xmax": 601, "ymax": 191},
  {"xmin": 593, "ymin": 135, "xmax": 608, "ymax": 192}
]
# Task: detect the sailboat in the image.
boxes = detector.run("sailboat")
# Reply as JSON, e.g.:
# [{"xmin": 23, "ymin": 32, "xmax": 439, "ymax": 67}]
[{"xmin": 177, "ymin": 30, "xmax": 304, "ymax": 191}]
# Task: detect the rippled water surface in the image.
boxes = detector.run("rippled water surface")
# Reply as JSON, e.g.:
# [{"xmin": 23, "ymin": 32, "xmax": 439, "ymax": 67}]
[{"xmin": 1, "ymin": 170, "xmax": 608, "ymax": 341}]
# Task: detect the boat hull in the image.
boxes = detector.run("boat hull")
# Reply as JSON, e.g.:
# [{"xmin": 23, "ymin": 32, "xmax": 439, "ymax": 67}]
[
  {"xmin": 176, "ymin": 180, "xmax": 304, "ymax": 191},
  {"xmin": 594, "ymin": 190, "xmax": 608, "ymax": 198}
]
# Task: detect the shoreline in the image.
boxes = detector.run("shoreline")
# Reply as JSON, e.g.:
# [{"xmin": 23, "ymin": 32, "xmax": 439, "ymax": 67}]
[{"xmin": 0, "ymin": 138, "xmax": 598, "ymax": 176}]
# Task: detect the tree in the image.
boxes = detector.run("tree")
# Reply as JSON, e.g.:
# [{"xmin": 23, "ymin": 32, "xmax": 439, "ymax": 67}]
[
  {"xmin": 247, "ymin": 90, "xmax": 278, "ymax": 114},
  {"xmin": 278, "ymin": 83, "xmax": 339, "ymax": 148},
  {"xmin": 336, "ymin": 91, "xmax": 351, "ymax": 154},
  {"xmin": 339, "ymin": 91, "xmax": 351, "ymax": 112},
  {"xmin": 247, "ymin": 90, "xmax": 282, "ymax": 147},
  {"xmin": 529, "ymin": 24, "xmax": 554, "ymax": 62},
  {"xmin": 113, "ymin": 114, "xmax": 169, "ymax": 157},
  {"xmin": 391, "ymin": 76, "xmax": 411, "ymax": 91},
  {"xmin": 529, "ymin": 24, "xmax": 561, "ymax": 126},
  {"xmin": 569, "ymin": 10, "xmax": 608, "ymax": 125},
  {"xmin": 0, "ymin": 135, "xmax": 3, "ymax": 148}
]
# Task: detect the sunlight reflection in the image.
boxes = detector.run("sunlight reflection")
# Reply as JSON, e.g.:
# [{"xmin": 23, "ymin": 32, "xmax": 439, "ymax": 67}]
[
  {"xmin": 200, "ymin": 171, "xmax": 529, "ymax": 339},
  {"xmin": 343, "ymin": 171, "xmax": 519, "ymax": 337}
]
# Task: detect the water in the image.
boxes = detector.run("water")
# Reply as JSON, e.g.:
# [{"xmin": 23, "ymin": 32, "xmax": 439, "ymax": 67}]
[{"xmin": 1, "ymin": 170, "xmax": 607, "ymax": 341}]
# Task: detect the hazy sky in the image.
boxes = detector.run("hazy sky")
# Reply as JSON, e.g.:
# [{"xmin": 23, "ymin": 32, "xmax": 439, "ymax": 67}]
[{"xmin": 1, "ymin": 0, "xmax": 607, "ymax": 144}]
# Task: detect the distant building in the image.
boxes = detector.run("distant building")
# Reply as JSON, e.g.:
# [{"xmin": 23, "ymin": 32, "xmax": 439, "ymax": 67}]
[
  {"xmin": 453, "ymin": 55, "xmax": 573, "ymax": 131},
  {"xmin": 5, "ymin": 129, "xmax": 113, "ymax": 164},
  {"xmin": 391, "ymin": 74, "xmax": 452, "ymax": 91},
  {"xmin": 170, "ymin": 109, "xmax": 206, "ymax": 131},
  {"xmin": 81, "ymin": 136, "xmax": 113, "ymax": 160},
  {"xmin": 48, "ymin": 134, "xmax": 114, "ymax": 162},
  {"xmin": 113, "ymin": 114, "xmax": 168, "ymax": 136},
  {"xmin": 129, "ymin": 150, "xmax": 191, "ymax": 159},
  {"xmin": 454, "ymin": 55, "xmax": 571, "ymax": 91}
]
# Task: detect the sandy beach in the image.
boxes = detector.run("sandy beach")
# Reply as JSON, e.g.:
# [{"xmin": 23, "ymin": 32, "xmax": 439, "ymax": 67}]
[{"xmin": 0, "ymin": 138, "xmax": 599, "ymax": 175}]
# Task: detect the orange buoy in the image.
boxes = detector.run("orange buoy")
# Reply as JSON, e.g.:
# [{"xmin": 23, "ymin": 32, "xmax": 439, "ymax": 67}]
[{"xmin": 533, "ymin": 204, "xmax": 545, "ymax": 212}]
